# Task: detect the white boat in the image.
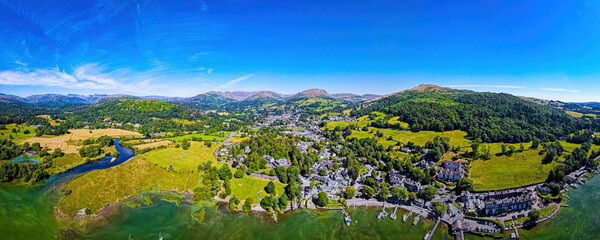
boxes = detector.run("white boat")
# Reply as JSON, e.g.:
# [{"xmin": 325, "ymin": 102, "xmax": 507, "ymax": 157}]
[
  {"xmin": 341, "ymin": 209, "xmax": 351, "ymax": 226},
  {"xmin": 159, "ymin": 232, "xmax": 163, "ymax": 240},
  {"xmin": 403, "ymin": 212, "xmax": 412, "ymax": 222},
  {"xmin": 413, "ymin": 215, "xmax": 420, "ymax": 225},
  {"xmin": 423, "ymin": 231, "xmax": 431, "ymax": 240},
  {"xmin": 377, "ymin": 208, "xmax": 388, "ymax": 219}
]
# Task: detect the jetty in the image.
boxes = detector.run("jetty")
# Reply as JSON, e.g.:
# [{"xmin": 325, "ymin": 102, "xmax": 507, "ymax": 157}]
[
  {"xmin": 423, "ymin": 220, "xmax": 440, "ymax": 240},
  {"xmin": 390, "ymin": 207, "xmax": 398, "ymax": 220}
]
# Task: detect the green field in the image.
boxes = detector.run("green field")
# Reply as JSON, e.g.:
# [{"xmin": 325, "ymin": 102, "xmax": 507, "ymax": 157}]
[
  {"xmin": 0, "ymin": 124, "xmax": 37, "ymax": 142},
  {"xmin": 142, "ymin": 141, "xmax": 219, "ymax": 172},
  {"xmin": 470, "ymin": 148, "xmax": 558, "ymax": 191},
  {"xmin": 46, "ymin": 154, "xmax": 86, "ymax": 175},
  {"xmin": 230, "ymin": 175, "xmax": 285, "ymax": 201},
  {"xmin": 169, "ymin": 132, "xmax": 229, "ymax": 142},
  {"xmin": 347, "ymin": 127, "xmax": 471, "ymax": 148},
  {"xmin": 59, "ymin": 156, "xmax": 198, "ymax": 217}
]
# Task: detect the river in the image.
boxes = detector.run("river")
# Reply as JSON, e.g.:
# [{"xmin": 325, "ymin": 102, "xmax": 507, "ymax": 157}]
[{"xmin": 1, "ymin": 141, "xmax": 599, "ymax": 239}]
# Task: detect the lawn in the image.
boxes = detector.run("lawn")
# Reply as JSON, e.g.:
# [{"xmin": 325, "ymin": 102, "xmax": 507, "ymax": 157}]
[
  {"xmin": 59, "ymin": 156, "xmax": 198, "ymax": 217},
  {"xmin": 169, "ymin": 132, "xmax": 229, "ymax": 142},
  {"xmin": 45, "ymin": 154, "xmax": 86, "ymax": 175},
  {"xmin": 142, "ymin": 141, "xmax": 220, "ymax": 172},
  {"xmin": 230, "ymin": 175, "xmax": 286, "ymax": 201}
]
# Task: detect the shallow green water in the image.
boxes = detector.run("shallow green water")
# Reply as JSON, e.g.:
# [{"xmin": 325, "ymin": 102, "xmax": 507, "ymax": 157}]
[{"xmin": 1, "ymin": 175, "xmax": 599, "ymax": 239}]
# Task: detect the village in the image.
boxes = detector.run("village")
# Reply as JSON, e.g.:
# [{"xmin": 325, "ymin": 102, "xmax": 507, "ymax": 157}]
[{"xmin": 212, "ymin": 111, "xmax": 598, "ymax": 240}]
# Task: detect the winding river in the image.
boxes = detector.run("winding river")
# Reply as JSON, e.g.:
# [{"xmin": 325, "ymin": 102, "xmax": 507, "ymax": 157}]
[{"xmin": 1, "ymin": 141, "xmax": 599, "ymax": 239}]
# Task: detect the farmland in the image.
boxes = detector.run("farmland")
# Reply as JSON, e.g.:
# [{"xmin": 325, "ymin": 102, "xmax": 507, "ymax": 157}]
[{"xmin": 22, "ymin": 129, "xmax": 142, "ymax": 154}]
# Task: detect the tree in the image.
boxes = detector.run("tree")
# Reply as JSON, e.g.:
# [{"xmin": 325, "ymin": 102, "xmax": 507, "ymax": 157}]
[
  {"xmin": 363, "ymin": 186, "xmax": 375, "ymax": 199},
  {"xmin": 528, "ymin": 209, "xmax": 541, "ymax": 222},
  {"xmin": 422, "ymin": 186, "xmax": 437, "ymax": 201},
  {"xmin": 218, "ymin": 164, "xmax": 232, "ymax": 181},
  {"xmin": 265, "ymin": 181, "xmax": 276, "ymax": 194},
  {"xmin": 391, "ymin": 187, "xmax": 401, "ymax": 200},
  {"xmin": 242, "ymin": 197, "xmax": 254, "ymax": 212},
  {"xmin": 275, "ymin": 166, "xmax": 288, "ymax": 183},
  {"xmin": 234, "ymin": 168, "xmax": 244, "ymax": 178},
  {"xmin": 408, "ymin": 192, "xmax": 417, "ymax": 203},
  {"xmin": 531, "ymin": 138, "xmax": 541, "ymax": 149},
  {"xmin": 278, "ymin": 193, "xmax": 289, "ymax": 209},
  {"xmin": 260, "ymin": 195, "xmax": 274, "ymax": 211},
  {"xmin": 344, "ymin": 186, "xmax": 356, "ymax": 199},
  {"xmin": 456, "ymin": 178, "xmax": 474, "ymax": 193},
  {"xmin": 432, "ymin": 202, "xmax": 447, "ymax": 217},
  {"xmin": 317, "ymin": 191, "xmax": 329, "ymax": 207},
  {"xmin": 378, "ymin": 187, "xmax": 389, "ymax": 200}
]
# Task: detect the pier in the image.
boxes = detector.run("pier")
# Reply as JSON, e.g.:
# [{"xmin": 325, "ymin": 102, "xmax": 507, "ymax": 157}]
[{"xmin": 424, "ymin": 219, "xmax": 440, "ymax": 240}]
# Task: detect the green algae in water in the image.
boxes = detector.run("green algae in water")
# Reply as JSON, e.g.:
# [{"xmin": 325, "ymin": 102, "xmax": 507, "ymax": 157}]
[{"xmin": 192, "ymin": 208, "xmax": 206, "ymax": 223}]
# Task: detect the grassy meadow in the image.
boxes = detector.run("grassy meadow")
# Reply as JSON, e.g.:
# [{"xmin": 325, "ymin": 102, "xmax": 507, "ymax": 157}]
[
  {"xmin": 45, "ymin": 154, "xmax": 86, "ymax": 175},
  {"xmin": 142, "ymin": 141, "xmax": 219, "ymax": 172},
  {"xmin": 469, "ymin": 141, "xmax": 600, "ymax": 191},
  {"xmin": 169, "ymin": 132, "xmax": 229, "ymax": 142},
  {"xmin": 230, "ymin": 175, "xmax": 286, "ymax": 201},
  {"xmin": 59, "ymin": 156, "xmax": 198, "ymax": 217},
  {"xmin": 0, "ymin": 124, "xmax": 37, "ymax": 142}
]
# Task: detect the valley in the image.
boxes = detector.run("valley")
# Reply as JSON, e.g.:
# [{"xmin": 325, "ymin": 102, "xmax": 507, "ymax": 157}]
[{"xmin": 1, "ymin": 84, "xmax": 600, "ymax": 240}]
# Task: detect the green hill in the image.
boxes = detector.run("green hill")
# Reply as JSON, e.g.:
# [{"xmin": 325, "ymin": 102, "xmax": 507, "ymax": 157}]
[{"xmin": 353, "ymin": 84, "xmax": 595, "ymax": 143}]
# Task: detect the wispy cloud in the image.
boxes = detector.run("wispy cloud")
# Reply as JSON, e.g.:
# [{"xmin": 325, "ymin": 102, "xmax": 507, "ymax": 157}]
[
  {"xmin": 448, "ymin": 84, "xmax": 527, "ymax": 89},
  {"xmin": 211, "ymin": 73, "xmax": 255, "ymax": 91},
  {"xmin": 0, "ymin": 64, "xmax": 128, "ymax": 90},
  {"xmin": 539, "ymin": 88, "xmax": 580, "ymax": 93}
]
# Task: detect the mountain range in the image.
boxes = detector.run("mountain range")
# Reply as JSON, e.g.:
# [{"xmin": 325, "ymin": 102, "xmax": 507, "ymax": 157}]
[{"xmin": 0, "ymin": 89, "xmax": 380, "ymax": 108}]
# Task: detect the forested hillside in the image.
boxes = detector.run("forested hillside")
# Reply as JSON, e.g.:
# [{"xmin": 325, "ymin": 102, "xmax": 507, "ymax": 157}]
[{"xmin": 353, "ymin": 85, "xmax": 595, "ymax": 143}]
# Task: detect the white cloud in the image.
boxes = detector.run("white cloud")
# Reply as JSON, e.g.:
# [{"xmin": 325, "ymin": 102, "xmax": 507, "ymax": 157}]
[
  {"xmin": 211, "ymin": 73, "xmax": 255, "ymax": 91},
  {"xmin": 207, "ymin": 68, "xmax": 214, "ymax": 74},
  {"xmin": 538, "ymin": 88, "xmax": 580, "ymax": 93},
  {"xmin": 0, "ymin": 64, "xmax": 123, "ymax": 90}
]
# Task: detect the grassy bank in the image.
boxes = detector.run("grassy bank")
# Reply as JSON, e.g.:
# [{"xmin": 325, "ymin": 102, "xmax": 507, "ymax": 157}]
[{"xmin": 59, "ymin": 156, "xmax": 198, "ymax": 217}]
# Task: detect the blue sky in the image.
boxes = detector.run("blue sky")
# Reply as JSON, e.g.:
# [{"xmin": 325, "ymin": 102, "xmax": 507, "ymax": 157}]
[{"xmin": 1, "ymin": 0, "xmax": 599, "ymax": 101}]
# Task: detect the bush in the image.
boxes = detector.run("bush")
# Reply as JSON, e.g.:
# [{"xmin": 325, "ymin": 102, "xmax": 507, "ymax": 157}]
[{"xmin": 234, "ymin": 168, "xmax": 245, "ymax": 178}]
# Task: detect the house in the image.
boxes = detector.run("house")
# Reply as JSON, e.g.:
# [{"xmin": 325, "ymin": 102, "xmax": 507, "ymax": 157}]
[
  {"xmin": 400, "ymin": 147, "xmax": 412, "ymax": 153},
  {"xmin": 389, "ymin": 171, "xmax": 404, "ymax": 186},
  {"xmin": 416, "ymin": 160, "xmax": 430, "ymax": 168},
  {"xmin": 403, "ymin": 178, "xmax": 422, "ymax": 192},
  {"xmin": 263, "ymin": 155, "xmax": 275, "ymax": 164},
  {"xmin": 437, "ymin": 168, "xmax": 465, "ymax": 181},
  {"xmin": 443, "ymin": 160, "xmax": 462, "ymax": 169},
  {"xmin": 25, "ymin": 151, "xmax": 37, "ymax": 156},
  {"xmin": 483, "ymin": 195, "xmax": 532, "ymax": 216}
]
